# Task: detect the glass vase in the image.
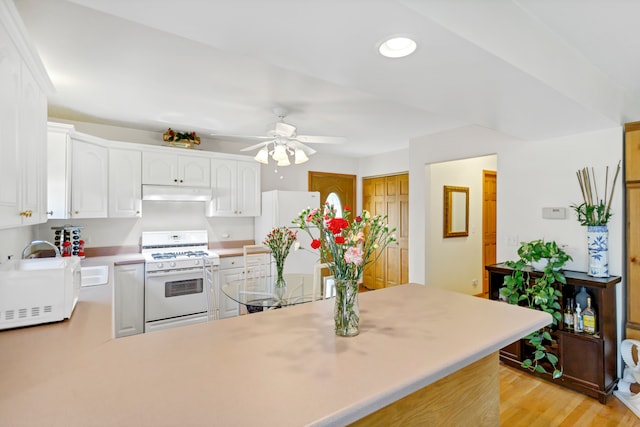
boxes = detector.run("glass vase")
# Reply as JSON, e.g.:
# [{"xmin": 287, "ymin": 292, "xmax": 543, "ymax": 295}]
[
  {"xmin": 274, "ymin": 264, "xmax": 286, "ymax": 299},
  {"xmin": 334, "ymin": 279, "xmax": 360, "ymax": 337}
]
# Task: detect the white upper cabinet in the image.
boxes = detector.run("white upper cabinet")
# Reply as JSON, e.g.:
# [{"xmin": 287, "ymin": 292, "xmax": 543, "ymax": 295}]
[
  {"xmin": 70, "ymin": 138, "xmax": 108, "ymax": 218},
  {"xmin": 109, "ymin": 148, "xmax": 142, "ymax": 218},
  {"xmin": 0, "ymin": 8, "xmax": 53, "ymax": 229},
  {"xmin": 18, "ymin": 62, "xmax": 47, "ymax": 225},
  {"xmin": 47, "ymin": 123, "xmax": 73, "ymax": 219},
  {"xmin": 207, "ymin": 159, "xmax": 260, "ymax": 217},
  {"xmin": 0, "ymin": 24, "xmax": 21, "ymax": 228},
  {"xmin": 142, "ymin": 151, "xmax": 210, "ymax": 187}
]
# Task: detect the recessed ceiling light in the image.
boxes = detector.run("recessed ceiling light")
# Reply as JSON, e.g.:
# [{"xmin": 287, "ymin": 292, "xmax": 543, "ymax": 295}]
[{"xmin": 378, "ymin": 36, "xmax": 417, "ymax": 58}]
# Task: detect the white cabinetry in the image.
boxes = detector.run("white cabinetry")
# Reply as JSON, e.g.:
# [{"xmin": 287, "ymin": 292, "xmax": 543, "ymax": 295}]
[
  {"xmin": 47, "ymin": 123, "xmax": 72, "ymax": 219},
  {"xmin": 207, "ymin": 159, "xmax": 260, "ymax": 217},
  {"xmin": 142, "ymin": 151, "xmax": 210, "ymax": 187},
  {"xmin": 18, "ymin": 61, "xmax": 47, "ymax": 225},
  {"xmin": 113, "ymin": 262, "xmax": 144, "ymax": 338},
  {"xmin": 0, "ymin": 11, "xmax": 52, "ymax": 228},
  {"xmin": 109, "ymin": 148, "xmax": 142, "ymax": 218},
  {"xmin": 70, "ymin": 138, "xmax": 108, "ymax": 218},
  {"xmin": 0, "ymin": 25, "xmax": 21, "ymax": 227},
  {"xmin": 218, "ymin": 256, "xmax": 242, "ymax": 319}
]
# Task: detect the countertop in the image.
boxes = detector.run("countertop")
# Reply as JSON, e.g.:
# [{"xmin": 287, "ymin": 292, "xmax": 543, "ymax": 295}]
[{"xmin": 0, "ymin": 277, "xmax": 550, "ymax": 427}]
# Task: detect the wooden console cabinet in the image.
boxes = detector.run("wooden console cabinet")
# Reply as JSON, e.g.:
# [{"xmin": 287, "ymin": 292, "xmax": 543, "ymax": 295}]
[{"xmin": 486, "ymin": 263, "xmax": 620, "ymax": 403}]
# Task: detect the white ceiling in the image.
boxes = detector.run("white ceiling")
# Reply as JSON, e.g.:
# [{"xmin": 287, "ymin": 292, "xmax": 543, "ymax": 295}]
[{"xmin": 13, "ymin": 0, "xmax": 640, "ymax": 158}]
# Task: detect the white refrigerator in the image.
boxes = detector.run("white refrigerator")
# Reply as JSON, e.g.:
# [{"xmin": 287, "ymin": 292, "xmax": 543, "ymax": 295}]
[{"xmin": 254, "ymin": 190, "xmax": 321, "ymax": 274}]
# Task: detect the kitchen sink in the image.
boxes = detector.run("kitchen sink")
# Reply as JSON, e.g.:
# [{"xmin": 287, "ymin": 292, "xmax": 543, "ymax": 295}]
[
  {"xmin": 0, "ymin": 257, "xmax": 81, "ymax": 329},
  {"xmin": 81, "ymin": 265, "xmax": 109, "ymax": 287}
]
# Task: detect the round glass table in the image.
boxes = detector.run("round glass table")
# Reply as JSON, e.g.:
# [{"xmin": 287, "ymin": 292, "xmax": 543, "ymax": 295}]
[{"xmin": 221, "ymin": 275, "xmax": 316, "ymax": 312}]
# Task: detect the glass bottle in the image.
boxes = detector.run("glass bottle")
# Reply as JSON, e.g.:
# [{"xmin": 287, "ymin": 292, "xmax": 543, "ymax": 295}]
[
  {"xmin": 563, "ymin": 298, "xmax": 574, "ymax": 331},
  {"xmin": 574, "ymin": 303, "xmax": 583, "ymax": 333},
  {"xmin": 583, "ymin": 296, "xmax": 597, "ymax": 335},
  {"xmin": 575, "ymin": 286, "xmax": 589, "ymax": 313}
]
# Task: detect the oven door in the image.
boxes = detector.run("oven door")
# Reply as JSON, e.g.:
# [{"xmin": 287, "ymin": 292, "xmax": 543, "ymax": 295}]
[{"xmin": 145, "ymin": 267, "xmax": 207, "ymax": 323}]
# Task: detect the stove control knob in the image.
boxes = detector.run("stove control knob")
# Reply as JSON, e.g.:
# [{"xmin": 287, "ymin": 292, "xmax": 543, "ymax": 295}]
[
  {"xmin": 157, "ymin": 263, "xmax": 163, "ymax": 269},
  {"xmin": 170, "ymin": 262, "xmax": 176, "ymax": 268},
  {"xmin": 194, "ymin": 259, "xmax": 200, "ymax": 265}
]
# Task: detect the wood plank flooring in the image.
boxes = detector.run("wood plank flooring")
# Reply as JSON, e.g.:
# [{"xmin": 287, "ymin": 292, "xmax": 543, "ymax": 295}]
[{"xmin": 500, "ymin": 364, "xmax": 640, "ymax": 426}]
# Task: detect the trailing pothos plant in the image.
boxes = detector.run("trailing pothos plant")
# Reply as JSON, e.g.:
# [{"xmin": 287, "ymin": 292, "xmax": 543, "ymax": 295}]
[{"xmin": 499, "ymin": 239, "xmax": 572, "ymax": 379}]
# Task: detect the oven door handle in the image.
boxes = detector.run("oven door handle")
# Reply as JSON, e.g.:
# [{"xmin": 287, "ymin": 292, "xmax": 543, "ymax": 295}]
[{"xmin": 146, "ymin": 268, "xmax": 204, "ymax": 277}]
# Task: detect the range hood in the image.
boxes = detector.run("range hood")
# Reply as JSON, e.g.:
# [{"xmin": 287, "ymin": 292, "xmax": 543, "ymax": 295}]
[{"xmin": 142, "ymin": 185, "xmax": 212, "ymax": 202}]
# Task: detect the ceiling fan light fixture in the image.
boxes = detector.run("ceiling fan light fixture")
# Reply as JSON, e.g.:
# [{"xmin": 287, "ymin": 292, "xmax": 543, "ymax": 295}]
[
  {"xmin": 378, "ymin": 36, "xmax": 417, "ymax": 58},
  {"xmin": 254, "ymin": 147, "xmax": 269, "ymax": 164},
  {"xmin": 294, "ymin": 149, "xmax": 309, "ymax": 164},
  {"xmin": 272, "ymin": 144, "xmax": 288, "ymax": 161},
  {"xmin": 277, "ymin": 157, "xmax": 291, "ymax": 167}
]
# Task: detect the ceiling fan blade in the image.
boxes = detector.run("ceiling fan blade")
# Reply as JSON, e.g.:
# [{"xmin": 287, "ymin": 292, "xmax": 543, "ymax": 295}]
[
  {"xmin": 293, "ymin": 135, "xmax": 346, "ymax": 144},
  {"xmin": 288, "ymin": 140, "xmax": 316, "ymax": 155},
  {"xmin": 210, "ymin": 134, "xmax": 273, "ymax": 142},
  {"xmin": 239, "ymin": 140, "xmax": 274, "ymax": 152}
]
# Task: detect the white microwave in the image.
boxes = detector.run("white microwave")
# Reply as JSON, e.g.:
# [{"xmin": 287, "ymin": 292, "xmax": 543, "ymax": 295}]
[{"xmin": 0, "ymin": 257, "xmax": 81, "ymax": 330}]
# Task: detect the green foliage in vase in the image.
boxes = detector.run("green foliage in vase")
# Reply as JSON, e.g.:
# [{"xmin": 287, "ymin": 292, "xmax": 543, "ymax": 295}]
[{"xmin": 500, "ymin": 239, "xmax": 572, "ymax": 379}]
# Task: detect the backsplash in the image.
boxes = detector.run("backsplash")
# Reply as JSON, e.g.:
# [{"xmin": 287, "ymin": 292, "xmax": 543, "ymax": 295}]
[{"xmin": 35, "ymin": 201, "xmax": 254, "ymax": 250}]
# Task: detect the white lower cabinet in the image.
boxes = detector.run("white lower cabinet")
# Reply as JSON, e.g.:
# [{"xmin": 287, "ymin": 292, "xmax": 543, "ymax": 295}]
[
  {"xmin": 218, "ymin": 256, "xmax": 243, "ymax": 319},
  {"xmin": 114, "ymin": 263, "xmax": 144, "ymax": 338}
]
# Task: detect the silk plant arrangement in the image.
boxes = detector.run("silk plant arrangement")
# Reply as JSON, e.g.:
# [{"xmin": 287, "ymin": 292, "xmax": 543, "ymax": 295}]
[{"xmin": 499, "ymin": 239, "xmax": 572, "ymax": 379}]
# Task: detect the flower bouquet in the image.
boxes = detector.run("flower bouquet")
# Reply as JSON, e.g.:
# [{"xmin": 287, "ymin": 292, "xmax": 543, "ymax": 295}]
[
  {"xmin": 262, "ymin": 227, "xmax": 297, "ymax": 298},
  {"xmin": 293, "ymin": 204, "xmax": 396, "ymax": 336}
]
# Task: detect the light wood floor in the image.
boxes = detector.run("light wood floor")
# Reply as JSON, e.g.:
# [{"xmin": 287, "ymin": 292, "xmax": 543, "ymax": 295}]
[{"xmin": 500, "ymin": 364, "xmax": 640, "ymax": 426}]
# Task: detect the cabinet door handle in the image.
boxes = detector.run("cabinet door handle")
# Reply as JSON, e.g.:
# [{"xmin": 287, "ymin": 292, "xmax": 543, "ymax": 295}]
[
  {"xmin": 174, "ymin": 179, "xmax": 178, "ymax": 183},
  {"xmin": 179, "ymin": 179, "xmax": 184, "ymax": 183},
  {"xmin": 46, "ymin": 211, "xmax": 53, "ymax": 216},
  {"xmin": 74, "ymin": 210, "xmax": 79, "ymax": 214}
]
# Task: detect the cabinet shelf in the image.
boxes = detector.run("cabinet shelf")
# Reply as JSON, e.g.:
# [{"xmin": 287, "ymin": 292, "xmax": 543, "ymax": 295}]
[{"xmin": 486, "ymin": 263, "xmax": 620, "ymax": 403}]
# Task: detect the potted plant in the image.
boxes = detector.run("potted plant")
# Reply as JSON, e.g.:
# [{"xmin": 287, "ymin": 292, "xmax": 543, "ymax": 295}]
[
  {"xmin": 500, "ymin": 239, "xmax": 572, "ymax": 379},
  {"xmin": 571, "ymin": 162, "xmax": 620, "ymax": 277}
]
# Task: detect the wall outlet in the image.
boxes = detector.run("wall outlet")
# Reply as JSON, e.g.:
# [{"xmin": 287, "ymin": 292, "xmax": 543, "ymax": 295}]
[
  {"xmin": 472, "ymin": 279, "xmax": 478, "ymax": 286},
  {"xmin": 507, "ymin": 235, "xmax": 519, "ymax": 246}
]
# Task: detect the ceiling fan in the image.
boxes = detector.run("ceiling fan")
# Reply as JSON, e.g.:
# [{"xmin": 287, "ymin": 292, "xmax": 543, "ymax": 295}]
[{"xmin": 212, "ymin": 108, "xmax": 346, "ymax": 166}]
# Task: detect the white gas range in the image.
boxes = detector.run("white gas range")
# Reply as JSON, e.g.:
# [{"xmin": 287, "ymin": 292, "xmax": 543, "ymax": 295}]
[{"xmin": 141, "ymin": 230, "xmax": 220, "ymax": 332}]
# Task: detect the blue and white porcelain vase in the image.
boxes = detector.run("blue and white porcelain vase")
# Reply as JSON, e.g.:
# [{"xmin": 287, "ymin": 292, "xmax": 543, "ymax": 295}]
[{"xmin": 587, "ymin": 225, "xmax": 609, "ymax": 278}]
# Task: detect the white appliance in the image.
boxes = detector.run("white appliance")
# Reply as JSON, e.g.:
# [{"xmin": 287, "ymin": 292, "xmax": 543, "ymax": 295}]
[
  {"xmin": 141, "ymin": 230, "xmax": 220, "ymax": 332},
  {"xmin": 254, "ymin": 190, "xmax": 321, "ymax": 274},
  {"xmin": 0, "ymin": 257, "xmax": 81, "ymax": 330}
]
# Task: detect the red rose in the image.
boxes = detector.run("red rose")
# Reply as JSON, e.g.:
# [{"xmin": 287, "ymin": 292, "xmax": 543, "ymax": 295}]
[
  {"xmin": 335, "ymin": 236, "xmax": 345, "ymax": 244},
  {"xmin": 345, "ymin": 206, "xmax": 350, "ymax": 211},
  {"xmin": 355, "ymin": 216, "xmax": 362, "ymax": 223},
  {"xmin": 310, "ymin": 239, "xmax": 321, "ymax": 249}
]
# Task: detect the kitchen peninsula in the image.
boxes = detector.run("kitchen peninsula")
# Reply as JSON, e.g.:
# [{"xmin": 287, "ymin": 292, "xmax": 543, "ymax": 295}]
[{"xmin": 0, "ymin": 280, "xmax": 549, "ymax": 426}]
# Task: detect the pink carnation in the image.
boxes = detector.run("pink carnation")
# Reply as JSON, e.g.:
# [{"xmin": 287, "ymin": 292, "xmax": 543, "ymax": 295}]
[{"xmin": 344, "ymin": 246, "xmax": 363, "ymax": 266}]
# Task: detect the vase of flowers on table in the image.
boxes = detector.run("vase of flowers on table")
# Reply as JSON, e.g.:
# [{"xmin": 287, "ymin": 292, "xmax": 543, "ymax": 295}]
[
  {"xmin": 293, "ymin": 204, "xmax": 396, "ymax": 337},
  {"xmin": 263, "ymin": 227, "xmax": 297, "ymax": 299}
]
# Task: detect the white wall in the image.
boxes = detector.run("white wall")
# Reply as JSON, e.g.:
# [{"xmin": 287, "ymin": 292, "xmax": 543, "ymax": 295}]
[
  {"xmin": 427, "ymin": 155, "xmax": 497, "ymax": 294},
  {"xmin": 0, "ymin": 226, "xmax": 38, "ymax": 262},
  {"xmin": 409, "ymin": 125, "xmax": 623, "ymax": 285}
]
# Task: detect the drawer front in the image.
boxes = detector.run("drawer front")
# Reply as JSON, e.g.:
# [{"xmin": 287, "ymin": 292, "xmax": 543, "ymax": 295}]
[{"xmin": 219, "ymin": 256, "xmax": 243, "ymax": 270}]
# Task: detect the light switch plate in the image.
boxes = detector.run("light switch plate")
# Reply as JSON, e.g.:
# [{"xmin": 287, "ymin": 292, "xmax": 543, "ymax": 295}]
[{"xmin": 542, "ymin": 207, "xmax": 566, "ymax": 219}]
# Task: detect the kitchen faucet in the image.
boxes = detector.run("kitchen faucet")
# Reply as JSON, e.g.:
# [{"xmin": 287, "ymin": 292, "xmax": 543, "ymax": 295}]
[{"xmin": 21, "ymin": 240, "xmax": 61, "ymax": 259}]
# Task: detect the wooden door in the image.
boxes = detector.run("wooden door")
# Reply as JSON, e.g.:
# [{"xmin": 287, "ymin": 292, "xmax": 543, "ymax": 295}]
[
  {"xmin": 308, "ymin": 171, "xmax": 356, "ymax": 213},
  {"xmin": 482, "ymin": 170, "xmax": 497, "ymax": 297},
  {"xmin": 626, "ymin": 122, "xmax": 640, "ymax": 339},
  {"xmin": 362, "ymin": 173, "xmax": 409, "ymax": 289}
]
